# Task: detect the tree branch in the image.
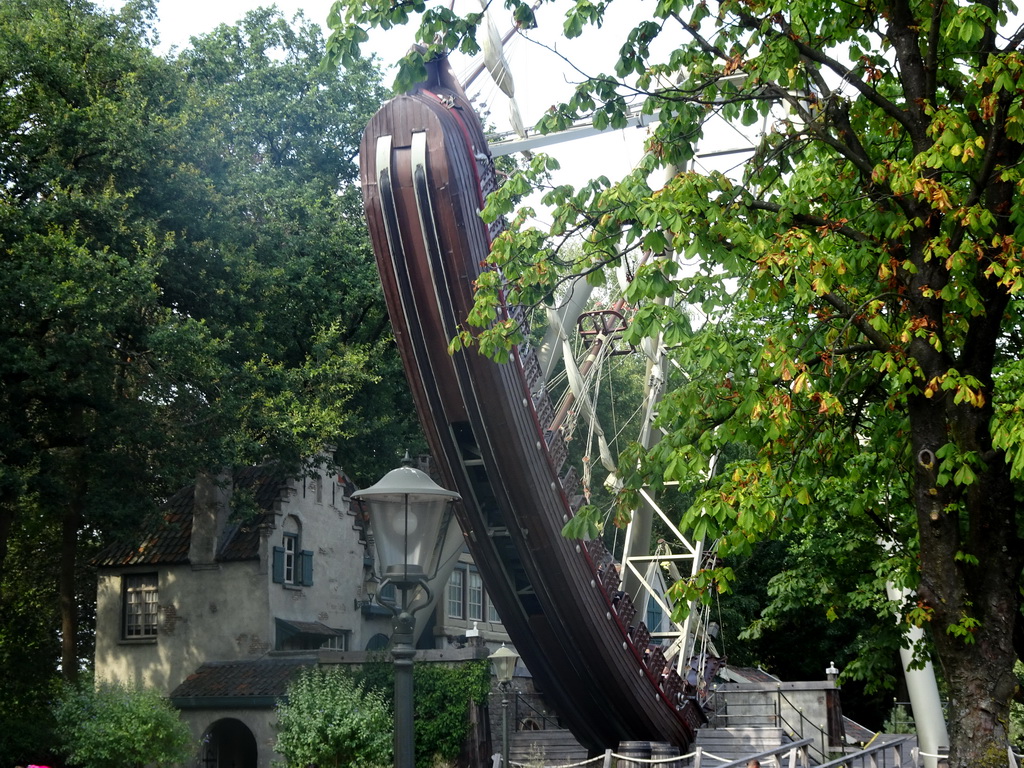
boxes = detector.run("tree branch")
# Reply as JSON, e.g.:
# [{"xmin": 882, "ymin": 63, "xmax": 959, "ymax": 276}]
[
  {"xmin": 734, "ymin": 8, "xmax": 915, "ymax": 138},
  {"xmin": 746, "ymin": 198, "xmax": 876, "ymax": 244},
  {"xmin": 882, "ymin": 0, "xmax": 931, "ymax": 147},
  {"xmin": 923, "ymin": 0, "xmax": 946, "ymax": 97}
]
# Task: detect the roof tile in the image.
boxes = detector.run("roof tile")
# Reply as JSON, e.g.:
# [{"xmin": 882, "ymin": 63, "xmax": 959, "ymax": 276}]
[
  {"xmin": 170, "ymin": 657, "xmax": 313, "ymax": 700},
  {"xmin": 93, "ymin": 465, "xmax": 290, "ymax": 567}
]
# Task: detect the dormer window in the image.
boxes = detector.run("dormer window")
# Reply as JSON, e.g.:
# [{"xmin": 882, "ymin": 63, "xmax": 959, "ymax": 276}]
[{"xmin": 273, "ymin": 517, "xmax": 313, "ymax": 587}]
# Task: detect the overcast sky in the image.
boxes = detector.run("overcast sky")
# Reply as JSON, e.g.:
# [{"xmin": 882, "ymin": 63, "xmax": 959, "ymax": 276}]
[
  {"xmin": 98, "ymin": 0, "xmax": 756, "ymax": 215},
  {"xmin": 141, "ymin": 0, "xmax": 634, "ymax": 131},
  {"xmin": 152, "ymin": 0, "xmax": 335, "ymax": 50}
]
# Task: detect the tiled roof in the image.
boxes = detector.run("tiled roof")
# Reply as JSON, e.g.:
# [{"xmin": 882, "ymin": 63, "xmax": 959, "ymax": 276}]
[
  {"xmin": 170, "ymin": 656, "xmax": 313, "ymax": 705},
  {"xmin": 92, "ymin": 464, "xmax": 289, "ymax": 567}
]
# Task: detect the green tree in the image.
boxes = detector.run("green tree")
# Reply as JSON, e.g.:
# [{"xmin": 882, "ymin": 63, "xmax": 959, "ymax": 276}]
[
  {"xmin": 53, "ymin": 680, "xmax": 193, "ymax": 768},
  {"xmin": 275, "ymin": 666, "xmax": 393, "ymax": 768},
  {"xmin": 0, "ymin": 510, "xmax": 63, "ymax": 763},
  {"xmin": 173, "ymin": 7, "xmax": 417, "ymax": 485},
  {"xmin": 0, "ymin": 0, "xmax": 410, "ymax": 755},
  {"xmin": 355, "ymin": 659, "xmax": 492, "ymax": 768},
  {"xmin": 0, "ymin": 0, "xmax": 219, "ymax": 689},
  {"xmin": 328, "ymin": 1, "xmax": 1024, "ymax": 765}
]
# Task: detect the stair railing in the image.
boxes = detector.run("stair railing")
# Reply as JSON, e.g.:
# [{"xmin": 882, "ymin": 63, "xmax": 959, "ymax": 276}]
[
  {"xmin": 813, "ymin": 736, "xmax": 910, "ymax": 768},
  {"xmin": 501, "ymin": 689, "xmax": 560, "ymax": 731},
  {"xmin": 773, "ymin": 686, "xmax": 830, "ymax": 761},
  {"xmin": 701, "ymin": 684, "xmax": 832, "ymax": 763},
  {"xmin": 690, "ymin": 736, "xmax": 815, "ymax": 767}
]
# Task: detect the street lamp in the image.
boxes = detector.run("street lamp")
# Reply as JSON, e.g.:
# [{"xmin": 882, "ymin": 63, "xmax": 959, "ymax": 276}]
[
  {"xmin": 353, "ymin": 456, "xmax": 461, "ymax": 768},
  {"xmin": 490, "ymin": 644, "xmax": 520, "ymax": 768}
]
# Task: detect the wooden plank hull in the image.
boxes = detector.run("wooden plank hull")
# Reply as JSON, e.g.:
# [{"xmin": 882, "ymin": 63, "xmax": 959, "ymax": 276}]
[{"xmin": 359, "ymin": 57, "xmax": 704, "ymax": 752}]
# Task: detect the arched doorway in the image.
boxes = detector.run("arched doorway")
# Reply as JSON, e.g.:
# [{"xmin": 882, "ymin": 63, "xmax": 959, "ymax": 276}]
[{"xmin": 200, "ymin": 718, "xmax": 257, "ymax": 768}]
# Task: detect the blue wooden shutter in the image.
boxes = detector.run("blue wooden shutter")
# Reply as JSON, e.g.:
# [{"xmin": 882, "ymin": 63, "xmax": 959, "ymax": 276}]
[
  {"xmin": 300, "ymin": 550, "xmax": 314, "ymax": 586},
  {"xmin": 272, "ymin": 546, "xmax": 285, "ymax": 583}
]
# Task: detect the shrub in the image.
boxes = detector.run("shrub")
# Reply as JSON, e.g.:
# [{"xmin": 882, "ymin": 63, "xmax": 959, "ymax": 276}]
[
  {"xmin": 53, "ymin": 680, "xmax": 193, "ymax": 768},
  {"xmin": 275, "ymin": 666, "xmax": 392, "ymax": 768},
  {"xmin": 355, "ymin": 658, "xmax": 491, "ymax": 768}
]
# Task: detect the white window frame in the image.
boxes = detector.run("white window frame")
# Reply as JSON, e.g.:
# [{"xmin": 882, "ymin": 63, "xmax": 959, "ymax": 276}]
[
  {"xmin": 320, "ymin": 632, "xmax": 350, "ymax": 651},
  {"xmin": 447, "ymin": 568, "xmax": 465, "ymax": 619},
  {"xmin": 123, "ymin": 573, "xmax": 158, "ymax": 639},
  {"xmin": 468, "ymin": 571, "xmax": 484, "ymax": 621},
  {"xmin": 283, "ymin": 532, "xmax": 298, "ymax": 584},
  {"xmin": 487, "ymin": 596, "xmax": 501, "ymax": 624}
]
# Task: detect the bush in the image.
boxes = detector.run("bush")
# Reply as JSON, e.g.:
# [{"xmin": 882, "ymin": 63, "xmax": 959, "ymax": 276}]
[
  {"xmin": 1011, "ymin": 661, "xmax": 1024, "ymax": 751},
  {"xmin": 53, "ymin": 680, "xmax": 193, "ymax": 768},
  {"xmin": 411, "ymin": 661, "xmax": 490, "ymax": 768},
  {"xmin": 354, "ymin": 658, "xmax": 491, "ymax": 768},
  {"xmin": 275, "ymin": 666, "xmax": 392, "ymax": 768}
]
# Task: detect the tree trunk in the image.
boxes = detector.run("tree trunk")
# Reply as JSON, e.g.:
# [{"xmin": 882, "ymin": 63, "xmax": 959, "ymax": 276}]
[
  {"xmin": 60, "ymin": 495, "xmax": 81, "ymax": 684},
  {"xmin": 910, "ymin": 391, "xmax": 1022, "ymax": 768}
]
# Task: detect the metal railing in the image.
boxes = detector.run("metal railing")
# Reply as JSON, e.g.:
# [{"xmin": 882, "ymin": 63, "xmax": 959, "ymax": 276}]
[
  {"xmin": 815, "ymin": 738, "xmax": 911, "ymax": 768},
  {"xmin": 502, "ymin": 736, "xmax": 1022, "ymax": 768},
  {"xmin": 689, "ymin": 737, "xmax": 815, "ymax": 767},
  {"xmin": 504, "ymin": 738, "xmax": 816, "ymax": 767},
  {"xmin": 703, "ymin": 685, "xmax": 832, "ymax": 761},
  {"xmin": 503, "ymin": 738, "xmax": 814, "ymax": 768},
  {"xmin": 496, "ymin": 690, "xmax": 560, "ymax": 731}
]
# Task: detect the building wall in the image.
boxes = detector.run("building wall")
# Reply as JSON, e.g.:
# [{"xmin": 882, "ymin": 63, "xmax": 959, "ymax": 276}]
[
  {"xmin": 95, "ymin": 560, "xmax": 272, "ymax": 692},
  {"xmin": 94, "ymin": 465, "xmax": 522, "ymax": 768},
  {"xmin": 432, "ymin": 550, "xmax": 511, "ymax": 648},
  {"xmin": 709, "ymin": 680, "xmax": 839, "ymax": 763},
  {"xmin": 94, "ymin": 468, "xmax": 382, "ymax": 691},
  {"xmin": 178, "ymin": 707, "xmax": 279, "ymax": 768},
  {"xmin": 265, "ymin": 473, "xmax": 384, "ymax": 651}
]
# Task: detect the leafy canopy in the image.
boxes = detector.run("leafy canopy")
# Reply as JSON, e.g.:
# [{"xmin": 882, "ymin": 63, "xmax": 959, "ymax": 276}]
[
  {"xmin": 327, "ymin": 1, "xmax": 1024, "ymax": 764},
  {"xmin": 1, "ymin": 0, "xmax": 408, "ymax": 757}
]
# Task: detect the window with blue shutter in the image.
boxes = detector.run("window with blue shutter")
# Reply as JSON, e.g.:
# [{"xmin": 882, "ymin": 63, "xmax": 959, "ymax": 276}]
[{"xmin": 273, "ymin": 520, "xmax": 312, "ymax": 588}]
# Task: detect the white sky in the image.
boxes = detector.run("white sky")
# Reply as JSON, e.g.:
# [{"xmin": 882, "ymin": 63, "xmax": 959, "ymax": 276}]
[
  {"xmin": 100, "ymin": 0, "xmax": 756, "ymax": 221},
  {"xmin": 128, "ymin": 0, "xmax": 662, "ymax": 197}
]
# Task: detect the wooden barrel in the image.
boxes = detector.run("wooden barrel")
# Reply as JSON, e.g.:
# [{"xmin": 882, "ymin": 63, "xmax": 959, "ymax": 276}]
[
  {"xmin": 617, "ymin": 740, "xmax": 651, "ymax": 768},
  {"xmin": 650, "ymin": 741, "xmax": 681, "ymax": 768}
]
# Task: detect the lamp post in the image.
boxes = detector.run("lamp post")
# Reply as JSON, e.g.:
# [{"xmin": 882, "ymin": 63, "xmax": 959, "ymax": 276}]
[
  {"xmin": 490, "ymin": 644, "xmax": 519, "ymax": 768},
  {"xmin": 353, "ymin": 457, "xmax": 461, "ymax": 768}
]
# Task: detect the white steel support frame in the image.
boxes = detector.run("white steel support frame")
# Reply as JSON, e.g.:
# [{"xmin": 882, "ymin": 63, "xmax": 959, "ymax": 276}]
[
  {"xmin": 537, "ymin": 243, "xmax": 710, "ymax": 681},
  {"xmin": 618, "ymin": 314, "xmax": 708, "ymax": 677},
  {"xmin": 621, "ymin": 499, "xmax": 705, "ymax": 670}
]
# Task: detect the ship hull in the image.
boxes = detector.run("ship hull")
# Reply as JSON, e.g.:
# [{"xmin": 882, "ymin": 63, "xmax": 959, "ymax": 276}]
[{"xmin": 359, "ymin": 58, "xmax": 703, "ymax": 751}]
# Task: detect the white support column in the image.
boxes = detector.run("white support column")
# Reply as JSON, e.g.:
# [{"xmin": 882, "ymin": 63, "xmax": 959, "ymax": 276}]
[{"xmin": 885, "ymin": 581, "xmax": 948, "ymax": 768}]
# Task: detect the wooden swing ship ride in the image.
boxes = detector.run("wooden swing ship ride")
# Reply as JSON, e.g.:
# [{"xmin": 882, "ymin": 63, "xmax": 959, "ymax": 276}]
[{"xmin": 359, "ymin": 55, "xmax": 708, "ymax": 751}]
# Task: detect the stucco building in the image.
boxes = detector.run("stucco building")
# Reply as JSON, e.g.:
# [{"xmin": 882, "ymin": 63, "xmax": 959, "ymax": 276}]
[{"xmin": 93, "ymin": 459, "xmax": 510, "ymax": 768}]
